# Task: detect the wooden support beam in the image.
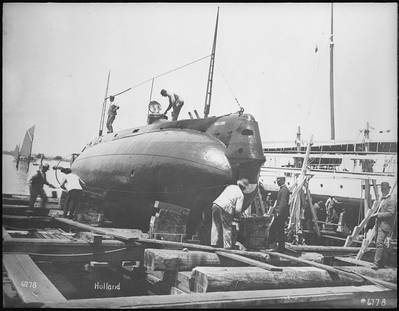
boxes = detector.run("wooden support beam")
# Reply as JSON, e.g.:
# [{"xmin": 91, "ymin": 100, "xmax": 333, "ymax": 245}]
[
  {"xmin": 286, "ymin": 244, "xmax": 376, "ymax": 254},
  {"xmin": 305, "ymin": 183, "xmax": 321, "ymax": 237},
  {"xmin": 144, "ymin": 248, "xmax": 220, "ymax": 271},
  {"xmin": 137, "ymin": 237, "xmax": 272, "ymax": 262},
  {"xmin": 190, "ymin": 265, "xmax": 395, "ymax": 293},
  {"xmin": 334, "ymin": 256, "xmax": 375, "ymax": 268},
  {"xmin": 3, "ymin": 237, "xmax": 143, "ymax": 263},
  {"xmin": 44, "ymin": 285, "xmax": 392, "ymax": 309},
  {"xmin": 344, "ymin": 199, "xmax": 379, "ymax": 247},
  {"xmin": 54, "ymin": 217, "xmax": 142, "ymax": 242},
  {"xmin": 263, "ymin": 250, "xmax": 397, "ymax": 290},
  {"xmin": 215, "ymin": 251, "xmax": 282, "ymax": 271},
  {"xmin": 3, "ymin": 226, "xmax": 12, "ymax": 240},
  {"xmin": 175, "ymin": 271, "xmax": 191, "ymax": 293},
  {"xmin": 3, "ymin": 254, "xmax": 66, "ymax": 304}
]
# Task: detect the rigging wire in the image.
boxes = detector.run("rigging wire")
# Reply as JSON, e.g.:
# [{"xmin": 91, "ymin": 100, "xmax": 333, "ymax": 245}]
[
  {"xmin": 106, "ymin": 54, "xmax": 212, "ymax": 100},
  {"xmin": 215, "ymin": 64, "xmax": 243, "ymax": 112}
]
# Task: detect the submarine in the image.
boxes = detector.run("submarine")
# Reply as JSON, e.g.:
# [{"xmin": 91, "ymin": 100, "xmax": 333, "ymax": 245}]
[
  {"xmin": 72, "ymin": 109, "xmax": 265, "ymax": 235},
  {"xmin": 70, "ymin": 8, "xmax": 265, "ymax": 237}
]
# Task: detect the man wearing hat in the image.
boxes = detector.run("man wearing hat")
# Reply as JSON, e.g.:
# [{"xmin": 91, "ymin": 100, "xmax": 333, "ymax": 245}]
[
  {"xmin": 269, "ymin": 176, "xmax": 290, "ymax": 251},
  {"xmin": 160, "ymin": 89, "xmax": 184, "ymax": 121},
  {"xmin": 106, "ymin": 95, "xmax": 120, "ymax": 134},
  {"xmin": 371, "ymin": 181, "xmax": 396, "ymax": 269},
  {"xmin": 28, "ymin": 164, "xmax": 56, "ymax": 209},
  {"xmin": 211, "ymin": 178, "xmax": 249, "ymax": 249}
]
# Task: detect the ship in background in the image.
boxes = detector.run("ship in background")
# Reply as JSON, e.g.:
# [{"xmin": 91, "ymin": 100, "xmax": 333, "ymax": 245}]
[{"xmin": 259, "ymin": 3, "xmax": 397, "ymax": 230}]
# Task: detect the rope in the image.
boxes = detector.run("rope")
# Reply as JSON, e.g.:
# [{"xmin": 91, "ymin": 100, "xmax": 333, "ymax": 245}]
[
  {"xmin": 106, "ymin": 54, "xmax": 211, "ymax": 100},
  {"xmin": 215, "ymin": 64, "xmax": 242, "ymax": 111}
]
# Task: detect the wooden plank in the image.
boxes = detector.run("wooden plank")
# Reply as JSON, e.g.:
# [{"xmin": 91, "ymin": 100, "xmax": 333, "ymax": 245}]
[
  {"xmin": 3, "ymin": 238, "xmax": 143, "ymax": 263},
  {"xmin": 3, "ymin": 226, "xmax": 12, "ymax": 240},
  {"xmin": 54, "ymin": 217, "xmax": 142, "ymax": 242},
  {"xmin": 263, "ymin": 250, "xmax": 397, "ymax": 290},
  {"xmin": 144, "ymin": 248, "xmax": 220, "ymax": 271},
  {"xmin": 305, "ymin": 185, "xmax": 321, "ymax": 237},
  {"xmin": 43, "ymin": 285, "xmax": 391, "ymax": 309},
  {"xmin": 3, "ymin": 254, "xmax": 66, "ymax": 303},
  {"xmin": 170, "ymin": 286, "xmax": 188, "ymax": 295},
  {"xmin": 175, "ymin": 271, "xmax": 191, "ymax": 293},
  {"xmin": 190, "ymin": 266, "xmax": 378, "ymax": 293},
  {"xmin": 286, "ymin": 244, "xmax": 376, "ymax": 254},
  {"xmin": 215, "ymin": 251, "xmax": 282, "ymax": 271},
  {"xmin": 138, "ymin": 237, "xmax": 272, "ymax": 262},
  {"xmin": 334, "ymin": 256, "xmax": 375, "ymax": 268}
]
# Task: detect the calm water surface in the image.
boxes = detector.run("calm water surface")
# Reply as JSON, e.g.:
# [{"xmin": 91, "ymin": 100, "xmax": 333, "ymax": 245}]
[{"xmin": 2, "ymin": 154, "xmax": 70, "ymax": 196}]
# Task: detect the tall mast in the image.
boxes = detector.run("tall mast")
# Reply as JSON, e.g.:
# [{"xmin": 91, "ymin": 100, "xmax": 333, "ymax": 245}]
[
  {"xmin": 329, "ymin": 3, "xmax": 335, "ymax": 140},
  {"xmin": 204, "ymin": 7, "xmax": 219, "ymax": 118}
]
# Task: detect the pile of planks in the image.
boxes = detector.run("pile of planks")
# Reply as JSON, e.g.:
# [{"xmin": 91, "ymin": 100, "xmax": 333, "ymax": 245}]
[
  {"xmin": 143, "ymin": 248, "xmax": 397, "ymax": 295},
  {"xmin": 148, "ymin": 201, "xmax": 190, "ymax": 242},
  {"xmin": 144, "ymin": 248, "xmax": 221, "ymax": 294}
]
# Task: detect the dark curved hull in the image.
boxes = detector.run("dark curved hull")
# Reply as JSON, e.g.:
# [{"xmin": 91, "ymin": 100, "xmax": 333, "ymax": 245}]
[{"xmin": 73, "ymin": 129, "xmax": 233, "ymax": 230}]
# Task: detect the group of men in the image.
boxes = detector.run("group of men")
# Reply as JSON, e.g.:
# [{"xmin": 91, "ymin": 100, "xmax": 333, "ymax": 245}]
[
  {"xmin": 210, "ymin": 176, "xmax": 396, "ymax": 269},
  {"xmin": 106, "ymin": 89, "xmax": 184, "ymax": 133},
  {"xmin": 28, "ymin": 164, "xmax": 83, "ymax": 219}
]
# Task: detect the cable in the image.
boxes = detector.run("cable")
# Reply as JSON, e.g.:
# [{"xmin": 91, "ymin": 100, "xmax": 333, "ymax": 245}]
[
  {"xmin": 106, "ymin": 54, "xmax": 211, "ymax": 100},
  {"xmin": 215, "ymin": 64, "xmax": 242, "ymax": 112}
]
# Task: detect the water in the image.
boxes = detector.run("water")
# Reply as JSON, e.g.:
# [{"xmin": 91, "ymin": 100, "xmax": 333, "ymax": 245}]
[{"xmin": 2, "ymin": 154, "xmax": 70, "ymax": 197}]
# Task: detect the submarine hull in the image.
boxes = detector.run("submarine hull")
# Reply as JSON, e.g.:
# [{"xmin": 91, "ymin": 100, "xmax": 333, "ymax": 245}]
[{"xmin": 72, "ymin": 129, "xmax": 233, "ymax": 231}]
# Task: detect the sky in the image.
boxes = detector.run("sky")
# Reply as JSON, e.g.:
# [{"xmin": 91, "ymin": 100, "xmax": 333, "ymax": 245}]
[{"xmin": 3, "ymin": 3, "xmax": 397, "ymax": 157}]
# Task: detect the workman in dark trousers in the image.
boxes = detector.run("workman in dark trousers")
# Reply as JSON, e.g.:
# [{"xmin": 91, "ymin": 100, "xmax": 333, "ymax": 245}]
[
  {"xmin": 106, "ymin": 95, "xmax": 120, "ymax": 133},
  {"xmin": 60, "ymin": 168, "xmax": 84, "ymax": 219},
  {"xmin": 269, "ymin": 176, "xmax": 290, "ymax": 251},
  {"xmin": 370, "ymin": 182, "xmax": 396, "ymax": 269},
  {"xmin": 160, "ymin": 89, "xmax": 184, "ymax": 121},
  {"xmin": 28, "ymin": 164, "xmax": 56, "ymax": 209},
  {"xmin": 211, "ymin": 178, "xmax": 249, "ymax": 249}
]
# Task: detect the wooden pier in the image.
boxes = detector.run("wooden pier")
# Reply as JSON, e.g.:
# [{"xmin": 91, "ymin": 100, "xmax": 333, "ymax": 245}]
[{"xmin": 2, "ymin": 193, "xmax": 397, "ymax": 308}]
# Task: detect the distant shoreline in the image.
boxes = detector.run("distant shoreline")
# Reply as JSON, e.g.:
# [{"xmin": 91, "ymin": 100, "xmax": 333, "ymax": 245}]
[{"xmin": 2, "ymin": 151, "xmax": 71, "ymax": 162}]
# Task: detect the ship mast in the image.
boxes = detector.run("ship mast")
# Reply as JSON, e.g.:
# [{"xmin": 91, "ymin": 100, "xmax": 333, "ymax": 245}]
[
  {"xmin": 204, "ymin": 7, "xmax": 219, "ymax": 118},
  {"xmin": 329, "ymin": 3, "xmax": 335, "ymax": 140}
]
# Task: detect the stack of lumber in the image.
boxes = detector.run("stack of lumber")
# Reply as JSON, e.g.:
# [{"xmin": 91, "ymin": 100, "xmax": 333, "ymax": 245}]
[
  {"xmin": 143, "ymin": 247, "xmax": 396, "ymax": 295},
  {"xmin": 144, "ymin": 248, "xmax": 220, "ymax": 294},
  {"xmin": 149, "ymin": 201, "xmax": 190, "ymax": 242}
]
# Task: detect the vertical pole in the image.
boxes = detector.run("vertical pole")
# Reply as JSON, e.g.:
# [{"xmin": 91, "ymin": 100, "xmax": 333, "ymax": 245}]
[
  {"xmin": 99, "ymin": 71, "xmax": 111, "ymax": 137},
  {"xmin": 204, "ymin": 7, "xmax": 219, "ymax": 118},
  {"xmin": 329, "ymin": 2, "xmax": 335, "ymax": 140},
  {"xmin": 149, "ymin": 78, "xmax": 155, "ymax": 102}
]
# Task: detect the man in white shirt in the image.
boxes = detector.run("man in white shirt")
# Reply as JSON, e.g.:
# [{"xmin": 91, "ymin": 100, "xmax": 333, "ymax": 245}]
[
  {"xmin": 60, "ymin": 168, "xmax": 84, "ymax": 219},
  {"xmin": 211, "ymin": 178, "xmax": 249, "ymax": 248}
]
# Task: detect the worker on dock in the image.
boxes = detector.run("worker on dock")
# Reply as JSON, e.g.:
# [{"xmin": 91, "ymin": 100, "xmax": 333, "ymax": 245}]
[
  {"xmin": 371, "ymin": 182, "xmax": 396, "ymax": 269},
  {"xmin": 211, "ymin": 178, "xmax": 249, "ymax": 249},
  {"xmin": 28, "ymin": 164, "xmax": 56, "ymax": 209},
  {"xmin": 160, "ymin": 89, "xmax": 184, "ymax": 121},
  {"xmin": 325, "ymin": 196, "xmax": 342, "ymax": 226},
  {"xmin": 269, "ymin": 176, "xmax": 290, "ymax": 252},
  {"xmin": 60, "ymin": 168, "xmax": 84, "ymax": 219},
  {"xmin": 106, "ymin": 95, "xmax": 120, "ymax": 133}
]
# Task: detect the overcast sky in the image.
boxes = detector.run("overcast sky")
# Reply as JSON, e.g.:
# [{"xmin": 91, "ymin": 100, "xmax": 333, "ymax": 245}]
[{"xmin": 3, "ymin": 3, "xmax": 397, "ymax": 157}]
